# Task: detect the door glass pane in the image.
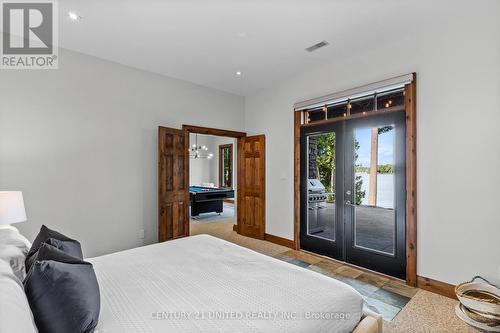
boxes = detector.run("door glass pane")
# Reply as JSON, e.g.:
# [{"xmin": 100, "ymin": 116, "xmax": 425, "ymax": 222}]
[
  {"xmin": 353, "ymin": 125, "xmax": 395, "ymax": 254},
  {"xmin": 307, "ymin": 132, "xmax": 336, "ymax": 241}
]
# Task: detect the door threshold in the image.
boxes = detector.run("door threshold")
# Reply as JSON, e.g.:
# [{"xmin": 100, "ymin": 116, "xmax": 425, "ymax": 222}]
[{"xmin": 299, "ymin": 249, "xmax": 407, "ymax": 285}]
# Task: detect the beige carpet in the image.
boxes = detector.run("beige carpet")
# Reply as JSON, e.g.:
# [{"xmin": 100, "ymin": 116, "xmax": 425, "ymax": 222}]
[
  {"xmin": 191, "ymin": 221, "xmax": 481, "ymax": 332},
  {"xmin": 191, "ymin": 220, "xmax": 288, "ymax": 257},
  {"xmin": 383, "ymin": 290, "xmax": 480, "ymax": 332}
]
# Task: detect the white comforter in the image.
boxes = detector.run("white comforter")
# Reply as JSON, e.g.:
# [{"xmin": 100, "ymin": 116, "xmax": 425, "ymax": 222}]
[{"xmin": 89, "ymin": 234, "xmax": 363, "ymax": 333}]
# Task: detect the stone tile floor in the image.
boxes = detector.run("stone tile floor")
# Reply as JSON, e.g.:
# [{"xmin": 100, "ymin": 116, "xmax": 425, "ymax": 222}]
[{"xmin": 273, "ymin": 249, "xmax": 417, "ymax": 321}]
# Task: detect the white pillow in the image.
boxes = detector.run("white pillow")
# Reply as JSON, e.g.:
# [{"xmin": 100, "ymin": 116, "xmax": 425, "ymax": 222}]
[
  {"xmin": 0, "ymin": 259, "xmax": 38, "ymax": 333},
  {"xmin": 0, "ymin": 226, "xmax": 31, "ymax": 280}
]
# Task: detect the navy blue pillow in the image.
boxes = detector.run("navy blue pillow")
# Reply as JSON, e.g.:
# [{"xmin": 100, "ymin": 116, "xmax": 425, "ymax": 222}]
[
  {"xmin": 24, "ymin": 243, "xmax": 100, "ymax": 333},
  {"xmin": 25, "ymin": 225, "xmax": 83, "ymax": 272}
]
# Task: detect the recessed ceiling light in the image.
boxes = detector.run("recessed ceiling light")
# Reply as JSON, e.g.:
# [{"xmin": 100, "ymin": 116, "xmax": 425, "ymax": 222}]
[
  {"xmin": 68, "ymin": 12, "xmax": 81, "ymax": 21},
  {"xmin": 305, "ymin": 40, "xmax": 329, "ymax": 52},
  {"xmin": 235, "ymin": 71, "xmax": 242, "ymax": 77}
]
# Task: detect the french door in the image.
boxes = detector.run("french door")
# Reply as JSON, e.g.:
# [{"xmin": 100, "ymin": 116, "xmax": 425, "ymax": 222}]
[
  {"xmin": 300, "ymin": 122, "xmax": 345, "ymax": 260},
  {"xmin": 300, "ymin": 112, "xmax": 406, "ymax": 279}
]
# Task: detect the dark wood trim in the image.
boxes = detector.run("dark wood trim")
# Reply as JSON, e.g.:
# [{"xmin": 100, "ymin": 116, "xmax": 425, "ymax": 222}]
[
  {"xmin": 417, "ymin": 275, "xmax": 457, "ymax": 299},
  {"xmin": 236, "ymin": 137, "xmax": 242, "ymax": 235},
  {"xmin": 182, "ymin": 124, "xmax": 246, "ymax": 138},
  {"xmin": 265, "ymin": 233, "xmax": 295, "ymax": 249},
  {"xmin": 293, "ymin": 112, "xmax": 301, "ymax": 250},
  {"xmin": 301, "ymin": 105, "xmax": 406, "ymax": 127},
  {"xmin": 184, "ymin": 129, "xmax": 190, "ymax": 237},
  {"xmin": 293, "ymin": 74, "xmax": 418, "ymax": 286},
  {"xmin": 218, "ymin": 143, "xmax": 233, "ymax": 188},
  {"xmin": 405, "ymin": 74, "xmax": 417, "ymax": 287}
]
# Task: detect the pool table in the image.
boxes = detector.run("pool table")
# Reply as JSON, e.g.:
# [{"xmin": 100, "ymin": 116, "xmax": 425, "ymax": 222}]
[{"xmin": 189, "ymin": 186, "xmax": 234, "ymax": 216}]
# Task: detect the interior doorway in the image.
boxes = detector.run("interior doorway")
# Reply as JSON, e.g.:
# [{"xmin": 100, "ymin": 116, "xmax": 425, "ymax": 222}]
[
  {"xmin": 158, "ymin": 125, "xmax": 266, "ymax": 242},
  {"xmin": 188, "ymin": 133, "xmax": 237, "ymax": 226}
]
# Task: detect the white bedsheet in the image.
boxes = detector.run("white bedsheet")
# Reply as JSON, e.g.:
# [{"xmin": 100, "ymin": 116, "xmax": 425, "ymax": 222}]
[{"xmin": 88, "ymin": 234, "xmax": 363, "ymax": 333}]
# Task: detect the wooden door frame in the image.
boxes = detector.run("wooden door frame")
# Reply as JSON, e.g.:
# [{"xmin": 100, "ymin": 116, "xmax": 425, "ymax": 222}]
[
  {"xmin": 182, "ymin": 125, "xmax": 247, "ymax": 139},
  {"xmin": 218, "ymin": 143, "xmax": 234, "ymax": 188},
  {"xmin": 182, "ymin": 125, "xmax": 246, "ymax": 235},
  {"xmin": 293, "ymin": 74, "xmax": 417, "ymax": 286}
]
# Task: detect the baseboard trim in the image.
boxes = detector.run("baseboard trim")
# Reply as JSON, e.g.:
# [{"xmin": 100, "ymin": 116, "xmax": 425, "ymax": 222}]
[
  {"xmin": 264, "ymin": 233, "xmax": 295, "ymax": 249},
  {"xmin": 417, "ymin": 275, "xmax": 457, "ymax": 299},
  {"xmin": 233, "ymin": 224, "xmax": 238, "ymax": 232}
]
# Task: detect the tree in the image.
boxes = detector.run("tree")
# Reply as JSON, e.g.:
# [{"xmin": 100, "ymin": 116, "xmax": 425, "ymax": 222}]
[
  {"xmin": 315, "ymin": 133, "xmax": 336, "ymax": 201},
  {"xmin": 377, "ymin": 164, "xmax": 394, "ymax": 173},
  {"xmin": 312, "ymin": 133, "xmax": 365, "ymax": 204},
  {"xmin": 353, "ymin": 139, "xmax": 366, "ymax": 205}
]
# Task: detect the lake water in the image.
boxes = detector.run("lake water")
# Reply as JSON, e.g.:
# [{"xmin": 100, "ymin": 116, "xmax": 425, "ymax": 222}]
[{"xmin": 356, "ymin": 172, "xmax": 394, "ymax": 209}]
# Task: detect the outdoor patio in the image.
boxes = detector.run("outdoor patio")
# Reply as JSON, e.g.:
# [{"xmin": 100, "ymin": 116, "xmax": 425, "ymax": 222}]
[{"xmin": 308, "ymin": 203, "xmax": 395, "ymax": 253}]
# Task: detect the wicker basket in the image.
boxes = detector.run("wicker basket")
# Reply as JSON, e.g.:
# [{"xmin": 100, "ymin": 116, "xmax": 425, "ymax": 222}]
[{"xmin": 455, "ymin": 276, "xmax": 500, "ymax": 328}]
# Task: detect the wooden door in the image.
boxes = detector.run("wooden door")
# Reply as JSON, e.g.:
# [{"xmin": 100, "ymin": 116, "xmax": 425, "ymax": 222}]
[
  {"xmin": 237, "ymin": 135, "xmax": 265, "ymax": 239},
  {"xmin": 158, "ymin": 126, "xmax": 189, "ymax": 242}
]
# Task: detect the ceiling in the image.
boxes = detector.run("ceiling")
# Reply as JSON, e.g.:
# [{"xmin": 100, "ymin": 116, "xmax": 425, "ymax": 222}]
[{"xmin": 57, "ymin": 0, "xmax": 436, "ymax": 96}]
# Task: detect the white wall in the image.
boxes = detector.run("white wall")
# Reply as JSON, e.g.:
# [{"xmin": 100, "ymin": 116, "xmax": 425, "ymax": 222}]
[
  {"xmin": 0, "ymin": 49, "xmax": 244, "ymax": 257},
  {"xmin": 245, "ymin": 1, "xmax": 500, "ymax": 284},
  {"xmin": 189, "ymin": 133, "xmax": 215, "ymax": 186}
]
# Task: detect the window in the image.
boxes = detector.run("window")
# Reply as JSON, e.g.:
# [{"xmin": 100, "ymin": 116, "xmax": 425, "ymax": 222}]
[
  {"xmin": 219, "ymin": 144, "xmax": 233, "ymax": 188},
  {"xmin": 327, "ymin": 101, "xmax": 348, "ymax": 119},
  {"xmin": 304, "ymin": 88, "xmax": 405, "ymax": 124},
  {"xmin": 376, "ymin": 89, "xmax": 405, "ymax": 110},
  {"xmin": 349, "ymin": 95, "xmax": 375, "ymax": 115},
  {"xmin": 307, "ymin": 108, "xmax": 326, "ymax": 123}
]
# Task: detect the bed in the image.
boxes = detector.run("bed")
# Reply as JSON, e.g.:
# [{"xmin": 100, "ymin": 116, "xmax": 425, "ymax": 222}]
[{"xmin": 88, "ymin": 234, "xmax": 382, "ymax": 333}]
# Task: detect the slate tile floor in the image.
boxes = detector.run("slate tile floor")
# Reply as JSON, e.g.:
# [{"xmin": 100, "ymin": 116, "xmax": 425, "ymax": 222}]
[{"xmin": 272, "ymin": 250, "xmax": 418, "ymax": 321}]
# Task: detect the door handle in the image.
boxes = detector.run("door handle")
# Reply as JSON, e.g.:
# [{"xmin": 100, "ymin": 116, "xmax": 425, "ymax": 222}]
[{"xmin": 345, "ymin": 200, "xmax": 356, "ymax": 207}]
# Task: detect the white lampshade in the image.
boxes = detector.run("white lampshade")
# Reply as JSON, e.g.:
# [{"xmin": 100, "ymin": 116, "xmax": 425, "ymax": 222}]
[{"xmin": 0, "ymin": 191, "xmax": 27, "ymax": 225}]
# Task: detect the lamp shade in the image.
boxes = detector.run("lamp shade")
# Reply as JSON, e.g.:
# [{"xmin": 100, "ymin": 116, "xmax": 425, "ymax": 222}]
[{"xmin": 0, "ymin": 191, "xmax": 27, "ymax": 225}]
